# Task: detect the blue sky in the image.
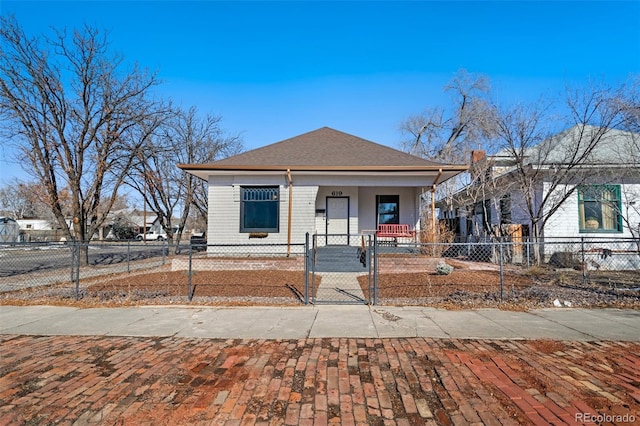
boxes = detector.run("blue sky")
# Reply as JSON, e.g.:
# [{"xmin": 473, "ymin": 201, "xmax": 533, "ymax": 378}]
[{"xmin": 1, "ymin": 1, "xmax": 639, "ymax": 186}]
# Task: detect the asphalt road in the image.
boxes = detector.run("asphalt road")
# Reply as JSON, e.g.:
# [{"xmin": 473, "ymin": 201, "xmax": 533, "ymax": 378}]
[{"xmin": 0, "ymin": 242, "xmax": 188, "ymax": 277}]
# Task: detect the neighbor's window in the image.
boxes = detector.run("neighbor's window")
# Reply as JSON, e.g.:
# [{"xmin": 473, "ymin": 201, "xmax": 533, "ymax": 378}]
[
  {"xmin": 578, "ymin": 185, "xmax": 622, "ymax": 233},
  {"xmin": 500, "ymin": 195, "xmax": 511, "ymax": 224},
  {"xmin": 473, "ymin": 200, "xmax": 492, "ymax": 231},
  {"xmin": 377, "ymin": 195, "xmax": 399, "ymax": 225},
  {"xmin": 240, "ymin": 186, "xmax": 279, "ymax": 233}
]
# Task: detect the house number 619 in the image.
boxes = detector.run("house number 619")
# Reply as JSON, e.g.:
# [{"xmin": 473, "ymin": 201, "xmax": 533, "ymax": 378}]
[{"xmin": 331, "ymin": 191, "xmax": 343, "ymax": 196}]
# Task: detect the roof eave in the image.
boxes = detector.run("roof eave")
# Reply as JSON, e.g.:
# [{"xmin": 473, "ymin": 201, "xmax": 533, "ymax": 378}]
[
  {"xmin": 178, "ymin": 164, "xmax": 469, "ymax": 184},
  {"xmin": 178, "ymin": 164, "xmax": 469, "ymax": 173}
]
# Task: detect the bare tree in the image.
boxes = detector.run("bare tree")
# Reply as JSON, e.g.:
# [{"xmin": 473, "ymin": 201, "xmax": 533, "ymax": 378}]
[
  {"xmin": 492, "ymin": 80, "xmax": 635, "ymax": 258},
  {"xmin": 172, "ymin": 107, "xmax": 242, "ymax": 245},
  {"xmin": 0, "ymin": 181, "xmax": 37, "ymax": 220},
  {"xmin": 0, "ymin": 180, "xmax": 72, "ymax": 221},
  {"xmin": 402, "ymin": 70, "xmax": 496, "ymax": 162},
  {"xmin": 618, "ymin": 74, "xmax": 640, "ymax": 133},
  {"xmin": 615, "ymin": 92, "xmax": 640, "ymax": 249},
  {"xmin": 127, "ymin": 106, "xmax": 242, "ymax": 251},
  {"xmin": 459, "ymin": 151, "xmax": 517, "ymax": 241},
  {"xmin": 400, "ymin": 70, "xmax": 497, "ymax": 239},
  {"xmin": 0, "ymin": 17, "xmax": 162, "ymax": 260}
]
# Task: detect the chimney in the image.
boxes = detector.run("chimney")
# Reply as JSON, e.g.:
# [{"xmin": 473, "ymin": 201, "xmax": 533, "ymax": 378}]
[{"xmin": 471, "ymin": 150, "xmax": 486, "ymax": 164}]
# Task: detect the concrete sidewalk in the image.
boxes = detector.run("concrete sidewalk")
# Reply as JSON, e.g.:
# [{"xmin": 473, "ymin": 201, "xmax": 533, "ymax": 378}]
[{"xmin": 1, "ymin": 305, "xmax": 638, "ymax": 341}]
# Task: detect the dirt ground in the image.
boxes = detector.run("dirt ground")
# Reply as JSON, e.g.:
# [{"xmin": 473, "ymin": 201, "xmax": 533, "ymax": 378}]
[
  {"xmin": 362, "ymin": 268, "xmax": 640, "ymax": 309},
  {"xmin": 1, "ymin": 259, "xmax": 639, "ymax": 309},
  {"xmin": 87, "ymin": 270, "xmax": 312, "ymax": 299}
]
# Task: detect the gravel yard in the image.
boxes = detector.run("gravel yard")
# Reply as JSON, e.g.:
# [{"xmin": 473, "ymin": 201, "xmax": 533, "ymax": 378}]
[{"xmin": 1, "ymin": 259, "xmax": 638, "ymax": 309}]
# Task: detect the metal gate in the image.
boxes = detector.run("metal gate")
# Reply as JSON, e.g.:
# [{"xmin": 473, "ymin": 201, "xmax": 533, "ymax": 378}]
[{"xmin": 309, "ymin": 234, "xmax": 376, "ymax": 304}]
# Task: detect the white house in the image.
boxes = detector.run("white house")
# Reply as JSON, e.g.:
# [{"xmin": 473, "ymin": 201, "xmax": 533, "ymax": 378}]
[
  {"xmin": 0, "ymin": 217, "xmax": 20, "ymax": 243},
  {"xmin": 439, "ymin": 125, "xmax": 640, "ymax": 247},
  {"xmin": 179, "ymin": 127, "xmax": 468, "ymax": 252},
  {"xmin": 15, "ymin": 218, "xmax": 72, "ymax": 242}
]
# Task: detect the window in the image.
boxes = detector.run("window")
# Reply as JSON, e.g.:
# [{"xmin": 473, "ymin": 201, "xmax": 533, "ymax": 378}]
[
  {"xmin": 376, "ymin": 195, "xmax": 399, "ymax": 225},
  {"xmin": 500, "ymin": 195, "xmax": 511, "ymax": 224},
  {"xmin": 240, "ymin": 186, "xmax": 279, "ymax": 233},
  {"xmin": 473, "ymin": 200, "xmax": 492, "ymax": 221},
  {"xmin": 578, "ymin": 185, "xmax": 622, "ymax": 233}
]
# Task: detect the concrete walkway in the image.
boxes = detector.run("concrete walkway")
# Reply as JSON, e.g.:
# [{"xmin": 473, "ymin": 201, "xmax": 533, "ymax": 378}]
[
  {"xmin": 313, "ymin": 272, "xmax": 367, "ymax": 303},
  {"xmin": 1, "ymin": 305, "xmax": 638, "ymax": 341}
]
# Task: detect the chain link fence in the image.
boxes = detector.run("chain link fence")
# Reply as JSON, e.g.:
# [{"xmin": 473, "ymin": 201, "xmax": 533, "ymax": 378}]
[
  {"xmin": 371, "ymin": 236, "xmax": 640, "ymax": 305},
  {"xmin": 534, "ymin": 237, "xmax": 640, "ymax": 292},
  {"xmin": 0, "ymin": 240, "xmax": 172, "ymax": 299},
  {"xmin": 309, "ymin": 234, "xmax": 373, "ymax": 305},
  {"xmin": 181, "ymin": 240, "xmax": 310, "ymax": 303},
  {"xmin": 1, "ymin": 236, "xmax": 638, "ymax": 306},
  {"xmin": 0, "ymin": 239, "xmax": 312, "ymax": 303}
]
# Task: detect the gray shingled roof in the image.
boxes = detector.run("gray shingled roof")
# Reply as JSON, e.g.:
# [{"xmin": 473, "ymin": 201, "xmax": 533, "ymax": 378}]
[
  {"xmin": 493, "ymin": 125, "xmax": 639, "ymax": 165},
  {"xmin": 208, "ymin": 127, "xmax": 446, "ymax": 168}
]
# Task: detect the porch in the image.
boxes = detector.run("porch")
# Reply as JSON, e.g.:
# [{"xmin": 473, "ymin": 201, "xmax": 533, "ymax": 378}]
[{"xmin": 312, "ymin": 186, "xmax": 423, "ymax": 243}]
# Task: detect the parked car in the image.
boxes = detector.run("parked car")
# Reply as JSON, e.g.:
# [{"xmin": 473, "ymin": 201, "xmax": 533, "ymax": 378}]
[
  {"xmin": 190, "ymin": 233, "xmax": 207, "ymax": 251},
  {"xmin": 136, "ymin": 230, "xmax": 167, "ymax": 241}
]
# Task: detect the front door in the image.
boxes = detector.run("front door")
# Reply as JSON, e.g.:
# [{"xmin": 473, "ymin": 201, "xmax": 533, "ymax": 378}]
[{"xmin": 326, "ymin": 197, "xmax": 349, "ymax": 241}]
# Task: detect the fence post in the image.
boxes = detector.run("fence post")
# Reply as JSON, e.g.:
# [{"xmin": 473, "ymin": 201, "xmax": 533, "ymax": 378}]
[
  {"xmin": 367, "ymin": 234, "xmax": 372, "ymax": 305},
  {"xmin": 311, "ymin": 234, "xmax": 316, "ymax": 304},
  {"xmin": 581, "ymin": 236, "xmax": 586, "ymax": 285},
  {"xmin": 526, "ymin": 237, "xmax": 530, "ymax": 269},
  {"xmin": 499, "ymin": 242, "xmax": 504, "ymax": 303},
  {"xmin": 304, "ymin": 232, "xmax": 309, "ymax": 305},
  {"xmin": 188, "ymin": 245, "xmax": 193, "ymax": 301},
  {"xmin": 70, "ymin": 240, "xmax": 75, "ymax": 284},
  {"xmin": 75, "ymin": 242, "xmax": 81, "ymax": 301},
  {"xmin": 373, "ymin": 234, "xmax": 378, "ymax": 306},
  {"xmin": 127, "ymin": 240, "xmax": 131, "ymax": 273},
  {"xmin": 162, "ymin": 240, "xmax": 166, "ymax": 265}
]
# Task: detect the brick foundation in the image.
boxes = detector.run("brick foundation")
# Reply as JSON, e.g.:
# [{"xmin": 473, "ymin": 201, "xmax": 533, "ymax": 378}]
[
  {"xmin": 172, "ymin": 257, "xmax": 305, "ymax": 272},
  {"xmin": 173, "ymin": 255, "xmax": 441, "ymax": 273},
  {"xmin": 377, "ymin": 256, "xmax": 440, "ymax": 273}
]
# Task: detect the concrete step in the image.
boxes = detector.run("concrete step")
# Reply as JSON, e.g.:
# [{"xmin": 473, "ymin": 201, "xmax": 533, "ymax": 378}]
[{"xmin": 314, "ymin": 246, "xmax": 369, "ymax": 272}]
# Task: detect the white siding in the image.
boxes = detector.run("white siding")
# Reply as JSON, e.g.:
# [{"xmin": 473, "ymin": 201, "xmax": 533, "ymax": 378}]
[
  {"xmin": 543, "ymin": 183, "xmax": 578, "ymax": 238},
  {"xmin": 315, "ymin": 186, "xmax": 359, "ymax": 235},
  {"xmin": 625, "ymin": 183, "xmax": 640, "ymax": 236},
  {"xmin": 358, "ymin": 187, "xmax": 419, "ymax": 232},
  {"xmin": 206, "ymin": 172, "xmax": 431, "ymax": 247},
  {"xmin": 208, "ymin": 181, "xmax": 318, "ymax": 248},
  {"xmin": 208, "ymin": 184, "xmax": 237, "ymax": 245},
  {"xmin": 543, "ymin": 182, "xmax": 640, "ymax": 241},
  {"xmin": 291, "ymin": 185, "xmax": 320, "ymax": 242},
  {"xmin": 16, "ymin": 219, "xmax": 55, "ymax": 231}
]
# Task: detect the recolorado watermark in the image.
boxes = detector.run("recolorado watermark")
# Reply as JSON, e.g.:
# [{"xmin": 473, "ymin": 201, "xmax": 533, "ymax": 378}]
[{"xmin": 575, "ymin": 412, "xmax": 636, "ymax": 424}]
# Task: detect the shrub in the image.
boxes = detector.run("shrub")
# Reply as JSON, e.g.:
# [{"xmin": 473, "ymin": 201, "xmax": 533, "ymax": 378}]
[
  {"xmin": 436, "ymin": 261, "xmax": 454, "ymax": 275},
  {"xmin": 549, "ymin": 251, "xmax": 579, "ymax": 269}
]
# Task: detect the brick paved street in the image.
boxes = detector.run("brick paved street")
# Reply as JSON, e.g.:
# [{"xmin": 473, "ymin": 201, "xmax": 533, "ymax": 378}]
[{"xmin": 0, "ymin": 335, "xmax": 638, "ymax": 425}]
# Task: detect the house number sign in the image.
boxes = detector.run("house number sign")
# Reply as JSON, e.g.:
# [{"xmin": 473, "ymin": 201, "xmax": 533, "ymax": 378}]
[{"xmin": 331, "ymin": 191, "xmax": 343, "ymax": 196}]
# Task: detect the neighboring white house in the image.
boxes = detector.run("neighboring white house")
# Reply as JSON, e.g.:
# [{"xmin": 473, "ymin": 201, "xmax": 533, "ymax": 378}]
[
  {"xmin": 179, "ymin": 127, "xmax": 468, "ymax": 252},
  {"xmin": 438, "ymin": 125, "xmax": 640, "ymax": 246},
  {"xmin": 0, "ymin": 217, "xmax": 20, "ymax": 243},
  {"xmin": 15, "ymin": 218, "xmax": 72, "ymax": 242}
]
